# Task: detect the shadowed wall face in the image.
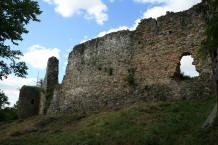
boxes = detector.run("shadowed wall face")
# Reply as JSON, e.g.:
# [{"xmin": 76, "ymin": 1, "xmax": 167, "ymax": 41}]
[{"xmin": 18, "ymin": 86, "xmax": 41, "ymax": 119}]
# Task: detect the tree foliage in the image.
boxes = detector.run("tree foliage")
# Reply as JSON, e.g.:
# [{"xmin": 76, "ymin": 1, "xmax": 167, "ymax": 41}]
[
  {"xmin": 0, "ymin": 0, "xmax": 42, "ymax": 118},
  {"xmin": 200, "ymin": 0, "xmax": 218, "ymax": 128},
  {"xmin": 0, "ymin": 90, "xmax": 9, "ymax": 110},
  {"xmin": 199, "ymin": 0, "xmax": 218, "ymax": 59},
  {"xmin": 0, "ymin": 0, "xmax": 42, "ymax": 80}
]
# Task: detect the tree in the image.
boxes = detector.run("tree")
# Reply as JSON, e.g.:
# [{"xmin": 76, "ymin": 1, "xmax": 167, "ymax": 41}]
[
  {"xmin": 36, "ymin": 78, "xmax": 44, "ymax": 87},
  {"xmin": 200, "ymin": 0, "xmax": 218, "ymax": 128},
  {"xmin": 0, "ymin": 0, "xmax": 42, "ymax": 80},
  {"xmin": 13, "ymin": 101, "xmax": 19, "ymax": 111},
  {"xmin": 0, "ymin": 90, "xmax": 9, "ymax": 109},
  {"xmin": 0, "ymin": 100, "xmax": 18, "ymax": 121},
  {"xmin": 0, "ymin": 0, "xmax": 42, "ymax": 110}
]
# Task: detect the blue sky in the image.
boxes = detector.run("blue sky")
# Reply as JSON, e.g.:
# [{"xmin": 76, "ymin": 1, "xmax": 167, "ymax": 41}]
[{"xmin": 0, "ymin": 0, "xmax": 201, "ymax": 106}]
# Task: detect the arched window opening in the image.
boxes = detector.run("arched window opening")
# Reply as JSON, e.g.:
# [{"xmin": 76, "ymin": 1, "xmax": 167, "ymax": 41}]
[
  {"xmin": 31, "ymin": 99, "xmax": 34, "ymax": 104},
  {"xmin": 172, "ymin": 53, "xmax": 199, "ymax": 80},
  {"xmin": 180, "ymin": 55, "xmax": 199, "ymax": 79}
]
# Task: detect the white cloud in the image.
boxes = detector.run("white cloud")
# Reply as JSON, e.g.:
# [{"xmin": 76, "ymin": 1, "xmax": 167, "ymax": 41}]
[
  {"xmin": 96, "ymin": 0, "xmax": 201, "ymax": 37},
  {"xmin": 143, "ymin": 6, "xmax": 168, "ymax": 18},
  {"xmin": 130, "ymin": 19, "xmax": 141, "ymax": 30},
  {"xmin": 80, "ymin": 35, "xmax": 90, "ymax": 44},
  {"xmin": 21, "ymin": 45, "xmax": 60, "ymax": 70},
  {"xmin": 108, "ymin": 0, "xmax": 115, "ymax": 2},
  {"xmin": 180, "ymin": 55, "xmax": 199, "ymax": 77},
  {"xmin": 96, "ymin": 18, "xmax": 141, "ymax": 38},
  {"xmin": 43, "ymin": 0, "xmax": 108, "ymax": 25},
  {"xmin": 97, "ymin": 26, "xmax": 129, "ymax": 37},
  {"xmin": 0, "ymin": 75, "xmax": 36, "ymax": 106},
  {"xmin": 82, "ymin": 0, "xmax": 201, "ymax": 44},
  {"xmin": 136, "ymin": 0, "xmax": 202, "ymax": 19}
]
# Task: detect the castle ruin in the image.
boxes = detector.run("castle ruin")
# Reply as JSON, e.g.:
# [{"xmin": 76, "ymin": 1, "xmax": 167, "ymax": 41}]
[
  {"xmin": 18, "ymin": 0, "xmax": 214, "ymax": 118},
  {"xmin": 18, "ymin": 57, "xmax": 59, "ymax": 118}
]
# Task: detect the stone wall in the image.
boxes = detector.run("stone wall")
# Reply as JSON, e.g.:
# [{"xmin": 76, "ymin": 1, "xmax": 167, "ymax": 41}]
[
  {"xmin": 18, "ymin": 57, "xmax": 59, "ymax": 118},
  {"xmin": 43, "ymin": 56, "xmax": 59, "ymax": 91},
  {"xmin": 18, "ymin": 86, "xmax": 43, "ymax": 118},
  {"xmin": 47, "ymin": 1, "xmax": 213, "ymax": 114},
  {"xmin": 42, "ymin": 56, "xmax": 59, "ymax": 113}
]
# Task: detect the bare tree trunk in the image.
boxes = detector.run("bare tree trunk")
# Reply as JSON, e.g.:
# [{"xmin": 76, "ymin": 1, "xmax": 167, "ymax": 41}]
[
  {"xmin": 203, "ymin": 104, "xmax": 217, "ymax": 128},
  {"xmin": 203, "ymin": 48, "xmax": 218, "ymax": 128}
]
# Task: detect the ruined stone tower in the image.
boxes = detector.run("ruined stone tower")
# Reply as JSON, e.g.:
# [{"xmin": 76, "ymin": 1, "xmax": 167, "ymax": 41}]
[
  {"xmin": 18, "ymin": 86, "xmax": 42, "ymax": 119},
  {"xmin": 43, "ymin": 56, "xmax": 59, "ymax": 91},
  {"xmin": 18, "ymin": 56, "xmax": 59, "ymax": 118}
]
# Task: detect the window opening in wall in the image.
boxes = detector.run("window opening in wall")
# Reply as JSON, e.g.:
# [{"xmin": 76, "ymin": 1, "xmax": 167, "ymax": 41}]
[
  {"xmin": 214, "ymin": 50, "xmax": 217, "ymax": 58},
  {"xmin": 31, "ymin": 99, "xmax": 34, "ymax": 104},
  {"xmin": 180, "ymin": 55, "xmax": 199, "ymax": 80}
]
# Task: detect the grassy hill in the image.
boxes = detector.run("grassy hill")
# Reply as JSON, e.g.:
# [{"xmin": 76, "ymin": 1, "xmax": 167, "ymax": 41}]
[{"xmin": 0, "ymin": 96, "xmax": 217, "ymax": 145}]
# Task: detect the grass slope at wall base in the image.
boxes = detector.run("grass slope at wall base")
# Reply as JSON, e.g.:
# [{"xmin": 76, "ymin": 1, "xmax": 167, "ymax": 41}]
[{"xmin": 0, "ymin": 96, "xmax": 217, "ymax": 145}]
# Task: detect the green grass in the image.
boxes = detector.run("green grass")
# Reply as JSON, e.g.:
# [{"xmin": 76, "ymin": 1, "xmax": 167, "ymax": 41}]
[{"xmin": 0, "ymin": 96, "xmax": 217, "ymax": 145}]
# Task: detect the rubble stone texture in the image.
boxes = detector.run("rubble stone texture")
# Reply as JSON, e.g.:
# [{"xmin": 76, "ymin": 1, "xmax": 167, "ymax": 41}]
[
  {"xmin": 18, "ymin": 86, "xmax": 42, "ymax": 118},
  {"xmin": 43, "ymin": 56, "xmax": 59, "ymax": 91},
  {"xmin": 47, "ymin": 1, "xmax": 214, "ymax": 114},
  {"xmin": 18, "ymin": 57, "xmax": 59, "ymax": 118}
]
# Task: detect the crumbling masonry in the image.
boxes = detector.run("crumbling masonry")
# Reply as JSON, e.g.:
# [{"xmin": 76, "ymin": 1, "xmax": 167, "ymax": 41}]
[
  {"xmin": 18, "ymin": 1, "xmax": 215, "ymax": 117},
  {"xmin": 18, "ymin": 57, "xmax": 59, "ymax": 118}
]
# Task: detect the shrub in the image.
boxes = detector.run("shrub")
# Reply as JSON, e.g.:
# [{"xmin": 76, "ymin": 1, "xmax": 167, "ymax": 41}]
[
  {"xmin": 97, "ymin": 65, "xmax": 102, "ymax": 71},
  {"xmin": 108, "ymin": 67, "xmax": 113, "ymax": 76},
  {"xmin": 0, "ymin": 107, "xmax": 18, "ymax": 122},
  {"xmin": 179, "ymin": 72, "xmax": 198, "ymax": 80},
  {"xmin": 126, "ymin": 67, "xmax": 137, "ymax": 87}
]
